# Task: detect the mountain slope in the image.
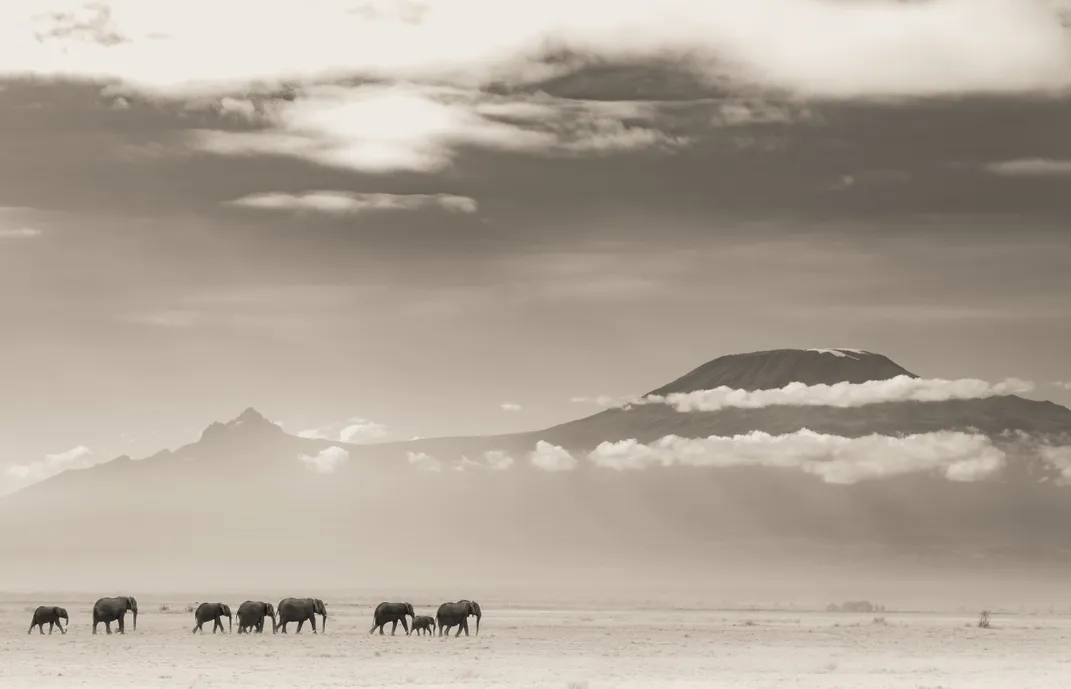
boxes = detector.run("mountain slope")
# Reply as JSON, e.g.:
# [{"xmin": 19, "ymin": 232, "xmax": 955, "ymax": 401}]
[{"xmin": 2, "ymin": 348, "xmax": 1071, "ymax": 593}]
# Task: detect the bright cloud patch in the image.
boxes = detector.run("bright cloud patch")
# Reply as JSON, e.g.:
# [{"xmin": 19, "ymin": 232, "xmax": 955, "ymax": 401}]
[
  {"xmin": 500, "ymin": 403, "xmax": 522, "ymax": 412},
  {"xmin": 228, "ymin": 190, "xmax": 478, "ymax": 215},
  {"xmin": 528, "ymin": 441, "xmax": 577, "ymax": 472},
  {"xmin": 588, "ymin": 430, "xmax": 1006, "ymax": 484},
  {"xmin": 0, "ymin": 227, "xmax": 42, "ymax": 238},
  {"xmin": 984, "ymin": 159, "xmax": 1071, "ymax": 176},
  {"xmin": 298, "ymin": 446, "xmax": 350, "ymax": 474},
  {"xmin": 576, "ymin": 375, "xmax": 1035, "ymax": 412},
  {"xmin": 407, "ymin": 451, "xmax": 443, "ymax": 472},
  {"xmin": 6, "ymin": 445, "xmax": 96, "ymax": 486},
  {"xmin": 483, "ymin": 450, "xmax": 515, "ymax": 470},
  {"xmin": 298, "ymin": 416, "xmax": 391, "ymax": 444},
  {"xmin": 1, "ymin": 1, "xmax": 1068, "ymax": 100},
  {"xmin": 192, "ymin": 84, "xmax": 685, "ymax": 174}
]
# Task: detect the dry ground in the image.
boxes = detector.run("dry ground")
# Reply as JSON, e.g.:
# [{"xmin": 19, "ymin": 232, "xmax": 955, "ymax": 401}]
[{"xmin": 1, "ymin": 595, "xmax": 1070, "ymax": 688}]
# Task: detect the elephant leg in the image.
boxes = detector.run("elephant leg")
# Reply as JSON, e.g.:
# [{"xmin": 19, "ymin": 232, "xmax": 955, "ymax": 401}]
[
  {"xmin": 92, "ymin": 620, "xmax": 98, "ymax": 634},
  {"xmin": 27, "ymin": 621, "xmax": 33, "ymax": 635},
  {"xmin": 117, "ymin": 617, "xmax": 125, "ymax": 634},
  {"xmin": 213, "ymin": 618, "xmax": 222, "ymax": 633},
  {"xmin": 401, "ymin": 617, "xmax": 410, "ymax": 635},
  {"xmin": 48, "ymin": 621, "xmax": 54, "ymax": 635},
  {"xmin": 296, "ymin": 619, "xmax": 304, "ymax": 633},
  {"xmin": 390, "ymin": 620, "xmax": 398, "ymax": 636},
  {"xmin": 310, "ymin": 616, "xmax": 318, "ymax": 634},
  {"xmin": 280, "ymin": 621, "xmax": 288, "ymax": 633}
]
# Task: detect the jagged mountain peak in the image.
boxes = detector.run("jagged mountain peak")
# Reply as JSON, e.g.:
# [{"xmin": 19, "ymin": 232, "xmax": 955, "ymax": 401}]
[
  {"xmin": 645, "ymin": 348, "xmax": 918, "ymax": 396},
  {"xmin": 199, "ymin": 407, "xmax": 283, "ymax": 442}
]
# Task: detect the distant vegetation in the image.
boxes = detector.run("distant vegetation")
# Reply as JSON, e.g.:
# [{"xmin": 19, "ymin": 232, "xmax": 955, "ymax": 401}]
[{"xmin": 826, "ymin": 600, "xmax": 885, "ymax": 613}]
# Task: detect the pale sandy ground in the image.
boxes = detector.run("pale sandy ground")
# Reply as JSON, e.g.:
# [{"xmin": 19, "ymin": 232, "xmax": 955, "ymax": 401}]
[{"xmin": 2, "ymin": 595, "xmax": 1071, "ymax": 688}]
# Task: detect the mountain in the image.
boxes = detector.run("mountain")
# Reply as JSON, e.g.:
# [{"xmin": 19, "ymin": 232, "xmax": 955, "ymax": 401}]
[{"xmin": 2, "ymin": 348, "xmax": 1071, "ymax": 594}]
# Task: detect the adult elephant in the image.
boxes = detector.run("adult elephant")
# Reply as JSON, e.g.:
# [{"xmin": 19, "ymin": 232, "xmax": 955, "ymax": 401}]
[
  {"xmin": 276, "ymin": 597, "xmax": 327, "ymax": 634},
  {"xmin": 92, "ymin": 596, "xmax": 138, "ymax": 635},
  {"xmin": 369, "ymin": 601, "xmax": 414, "ymax": 636},
  {"xmin": 28, "ymin": 606, "xmax": 68, "ymax": 635},
  {"xmin": 192, "ymin": 602, "xmax": 232, "ymax": 633},
  {"xmin": 236, "ymin": 601, "xmax": 276, "ymax": 634},
  {"xmin": 436, "ymin": 600, "xmax": 479, "ymax": 637},
  {"xmin": 456, "ymin": 599, "xmax": 482, "ymax": 635}
]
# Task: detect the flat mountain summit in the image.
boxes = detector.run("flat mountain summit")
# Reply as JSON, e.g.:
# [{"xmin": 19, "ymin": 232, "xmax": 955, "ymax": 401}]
[{"xmin": 647, "ymin": 348, "xmax": 917, "ymax": 395}]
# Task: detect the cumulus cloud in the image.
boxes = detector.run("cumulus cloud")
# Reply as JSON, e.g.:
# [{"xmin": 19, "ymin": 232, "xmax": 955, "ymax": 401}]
[
  {"xmin": 1, "ymin": 1, "xmax": 1068, "ymax": 101},
  {"xmin": 298, "ymin": 416, "xmax": 391, "ymax": 444},
  {"xmin": 298, "ymin": 445, "xmax": 349, "ymax": 474},
  {"xmin": 6, "ymin": 445, "xmax": 96, "ymax": 485},
  {"xmin": 575, "ymin": 375, "xmax": 1036, "ymax": 412},
  {"xmin": 407, "ymin": 451, "xmax": 442, "ymax": 472},
  {"xmin": 983, "ymin": 159, "xmax": 1071, "ymax": 176},
  {"xmin": 528, "ymin": 441, "xmax": 577, "ymax": 472},
  {"xmin": 228, "ymin": 190, "xmax": 478, "ymax": 215},
  {"xmin": 588, "ymin": 430, "xmax": 1006, "ymax": 484},
  {"xmin": 500, "ymin": 403, "xmax": 523, "ymax": 412},
  {"xmin": 1039, "ymin": 445, "xmax": 1071, "ymax": 481},
  {"xmin": 482, "ymin": 450, "xmax": 515, "ymax": 471},
  {"xmin": 0, "ymin": 227, "xmax": 42, "ymax": 238}
]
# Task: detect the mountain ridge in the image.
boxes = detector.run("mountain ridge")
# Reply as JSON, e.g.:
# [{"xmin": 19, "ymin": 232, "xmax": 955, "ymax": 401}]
[{"xmin": 3, "ymin": 347, "xmax": 1071, "ymax": 592}]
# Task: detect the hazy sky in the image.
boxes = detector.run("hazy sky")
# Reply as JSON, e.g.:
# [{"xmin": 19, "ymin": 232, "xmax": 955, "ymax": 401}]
[{"xmin": 1, "ymin": 0, "xmax": 1070, "ymax": 491}]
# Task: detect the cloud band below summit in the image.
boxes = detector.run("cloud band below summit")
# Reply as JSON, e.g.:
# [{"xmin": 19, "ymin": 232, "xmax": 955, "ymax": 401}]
[{"xmin": 574, "ymin": 374, "xmax": 1035, "ymax": 412}]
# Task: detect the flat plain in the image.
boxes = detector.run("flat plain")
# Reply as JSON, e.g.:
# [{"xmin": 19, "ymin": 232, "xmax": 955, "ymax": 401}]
[{"xmin": 2, "ymin": 594, "xmax": 1070, "ymax": 688}]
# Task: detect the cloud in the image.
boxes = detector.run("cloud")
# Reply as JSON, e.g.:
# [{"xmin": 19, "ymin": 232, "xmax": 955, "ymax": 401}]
[
  {"xmin": 528, "ymin": 441, "xmax": 577, "ymax": 472},
  {"xmin": 298, "ymin": 416, "xmax": 391, "ymax": 444},
  {"xmin": 1055, "ymin": 381, "xmax": 1071, "ymax": 390},
  {"xmin": 191, "ymin": 84, "xmax": 685, "ymax": 174},
  {"xmin": 2, "ymin": 1, "xmax": 1068, "ymax": 101},
  {"xmin": 482, "ymin": 450, "xmax": 515, "ymax": 471},
  {"xmin": 407, "ymin": 451, "xmax": 442, "ymax": 472},
  {"xmin": 228, "ymin": 190, "xmax": 478, "ymax": 215},
  {"xmin": 500, "ymin": 403, "xmax": 523, "ymax": 412},
  {"xmin": 1039, "ymin": 445, "xmax": 1071, "ymax": 482},
  {"xmin": 983, "ymin": 159, "xmax": 1071, "ymax": 176},
  {"xmin": 0, "ymin": 227, "xmax": 42, "ymax": 239},
  {"xmin": 576, "ymin": 375, "xmax": 1036, "ymax": 412},
  {"xmin": 587, "ymin": 430, "xmax": 1006, "ymax": 484},
  {"xmin": 298, "ymin": 445, "xmax": 349, "ymax": 474},
  {"xmin": 6, "ymin": 445, "xmax": 97, "ymax": 485}
]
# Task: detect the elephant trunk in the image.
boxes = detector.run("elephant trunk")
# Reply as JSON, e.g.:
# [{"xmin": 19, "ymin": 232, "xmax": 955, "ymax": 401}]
[
  {"xmin": 132, "ymin": 609, "xmax": 137, "ymax": 631},
  {"xmin": 228, "ymin": 613, "xmax": 232, "ymax": 633},
  {"xmin": 321, "ymin": 612, "xmax": 327, "ymax": 633},
  {"xmin": 475, "ymin": 612, "xmax": 480, "ymax": 635}
]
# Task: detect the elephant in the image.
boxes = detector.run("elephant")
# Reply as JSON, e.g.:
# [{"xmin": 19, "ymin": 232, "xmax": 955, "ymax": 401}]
[
  {"xmin": 457, "ymin": 599, "xmax": 482, "ymax": 635},
  {"xmin": 236, "ymin": 601, "xmax": 276, "ymax": 634},
  {"xmin": 28, "ymin": 606, "xmax": 68, "ymax": 635},
  {"xmin": 276, "ymin": 597, "xmax": 327, "ymax": 634},
  {"xmin": 369, "ymin": 601, "xmax": 414, "ymax": 636},
  {"xmin": 192, "ymin": 602, "xmax": 232, "ymax": 634},
  {"xmin": 436, "ymin": 600, "xmax": 479, "ymax": 637},
  {"xmin": 92, "ymin": 596, "xmax": 138, "ymax": 635},
  {"xmin": 410, "ymin": 615, "xmax": 436, "ymax": 636}
]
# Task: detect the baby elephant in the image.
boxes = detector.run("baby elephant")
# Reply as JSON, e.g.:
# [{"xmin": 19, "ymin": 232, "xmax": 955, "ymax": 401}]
[
  {"xmin": 28, "ymin": 606, "xmax": 68, "ymax": 635},
  {"xmin": 410, "ymin": 615, "xmax": 436, "ymax": 636}
]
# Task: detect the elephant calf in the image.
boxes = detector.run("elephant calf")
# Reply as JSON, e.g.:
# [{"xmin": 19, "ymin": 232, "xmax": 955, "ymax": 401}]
[
  {"xmin": 28, "ymin": 606, "xmax": 68, "ymax": 635},
  {"xmin": 410, "ymin": 615, "xmax": 436, "ymax": 636}
]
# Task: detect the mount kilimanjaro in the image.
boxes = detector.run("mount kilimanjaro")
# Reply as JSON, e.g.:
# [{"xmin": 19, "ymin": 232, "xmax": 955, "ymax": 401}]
[{"xmin": 2, "ymin": 348, "xmax": 1070, "ymax": 592}]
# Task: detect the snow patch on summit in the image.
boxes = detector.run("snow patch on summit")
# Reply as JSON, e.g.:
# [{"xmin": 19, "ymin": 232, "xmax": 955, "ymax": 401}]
[{"xmin": 806, "ymin": 348, "xmax": 872, "ymax": 359}]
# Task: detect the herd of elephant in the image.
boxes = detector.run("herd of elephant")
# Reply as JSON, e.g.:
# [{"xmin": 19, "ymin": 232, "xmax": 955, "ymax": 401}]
[{"xmin": 28, "ymin": 597, "xmax": 482, "ymax": 637}]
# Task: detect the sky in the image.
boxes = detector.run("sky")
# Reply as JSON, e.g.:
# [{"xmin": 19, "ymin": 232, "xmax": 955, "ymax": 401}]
[{"xmin": 1, "ymin": 0, "xmax": 1070, "ymax": 494}]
